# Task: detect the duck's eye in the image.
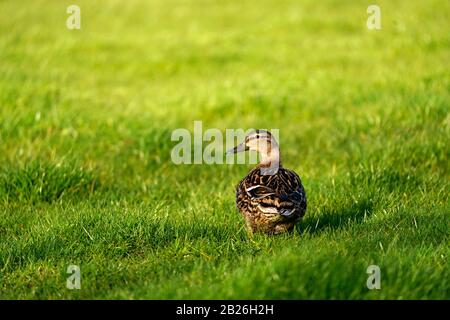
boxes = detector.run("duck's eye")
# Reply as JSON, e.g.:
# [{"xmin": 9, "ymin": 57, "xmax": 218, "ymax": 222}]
[{"xmin": 256, "ymin": 134, "xmax": 260, "ymax": 139}]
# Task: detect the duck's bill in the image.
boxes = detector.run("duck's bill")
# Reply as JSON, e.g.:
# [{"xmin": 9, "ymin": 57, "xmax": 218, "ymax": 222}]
[{"xmin": 226, "ymin": 143, "xmax": 248, "ymax": 155}]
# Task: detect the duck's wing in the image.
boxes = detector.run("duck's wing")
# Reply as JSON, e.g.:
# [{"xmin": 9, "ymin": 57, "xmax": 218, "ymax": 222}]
[
  {"xmin": 241, "ymin": 168, "xmax": 307, "ymax": 218},
  {"xmin": 276, "ymin": 169, "xmax": 307, "ymax": 218}
]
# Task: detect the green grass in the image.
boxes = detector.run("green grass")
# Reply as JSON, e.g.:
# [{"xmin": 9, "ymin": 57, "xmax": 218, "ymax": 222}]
[{"xmin": 0, "ymin": 0, "xmax": 449, "ymax": 299}]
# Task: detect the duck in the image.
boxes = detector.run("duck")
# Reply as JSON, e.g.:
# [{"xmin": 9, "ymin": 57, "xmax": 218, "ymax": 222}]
[{"xmin": 227, "ymin": 130, "xmax": 307, "ymax": 235}]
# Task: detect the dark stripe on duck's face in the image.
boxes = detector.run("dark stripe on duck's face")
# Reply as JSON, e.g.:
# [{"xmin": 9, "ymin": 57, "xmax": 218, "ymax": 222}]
[{"xmin": 246, "ymin": 132, "xmax": 272, "ymax": 143}]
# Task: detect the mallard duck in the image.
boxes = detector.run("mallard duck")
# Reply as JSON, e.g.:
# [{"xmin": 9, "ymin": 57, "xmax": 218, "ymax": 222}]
[{"xmin": 227, "ymin": 130, "xmax": 307, "ymax": 235}]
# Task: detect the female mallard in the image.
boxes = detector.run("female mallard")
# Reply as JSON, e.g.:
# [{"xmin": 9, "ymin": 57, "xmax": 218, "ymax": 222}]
[{"xmin": 227, "ymin": 130, "xmax": 307, "ymax": 235}]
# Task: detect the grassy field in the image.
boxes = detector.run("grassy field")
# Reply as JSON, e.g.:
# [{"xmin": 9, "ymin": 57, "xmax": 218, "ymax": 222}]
[{"xmin": 0, "ymin": 0, "xmax": 449, "ymax": 299}]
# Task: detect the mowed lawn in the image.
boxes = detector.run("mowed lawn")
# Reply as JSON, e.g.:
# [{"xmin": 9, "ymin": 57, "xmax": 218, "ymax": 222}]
[{"xmin": 0, "ymin": 0, "xmax": 448, "ymax": 299}]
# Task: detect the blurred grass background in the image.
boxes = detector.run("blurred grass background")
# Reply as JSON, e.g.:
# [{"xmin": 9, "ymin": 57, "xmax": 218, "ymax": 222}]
[{"xmin": 0, "ymin": 0, "xmax": 448, "ymax": 299}]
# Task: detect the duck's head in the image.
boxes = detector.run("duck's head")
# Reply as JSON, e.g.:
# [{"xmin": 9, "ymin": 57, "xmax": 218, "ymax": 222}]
[{"xmin": 227, "ymin": 130, "xmax": 280, "ymax": 167}]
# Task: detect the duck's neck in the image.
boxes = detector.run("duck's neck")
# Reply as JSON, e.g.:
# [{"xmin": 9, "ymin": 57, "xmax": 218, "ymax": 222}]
[{"xmin": 259, "ymin": 146, "xmax": 281, "ymax": 169}]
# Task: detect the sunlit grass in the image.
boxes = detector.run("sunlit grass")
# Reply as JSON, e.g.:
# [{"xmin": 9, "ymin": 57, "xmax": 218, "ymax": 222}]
[{"xmin": 0, "ymin": 0, "xmax": 448, "ymax": 299}]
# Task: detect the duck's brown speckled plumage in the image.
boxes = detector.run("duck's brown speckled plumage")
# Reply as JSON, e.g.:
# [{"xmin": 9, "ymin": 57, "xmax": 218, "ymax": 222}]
[
  {"xmin": 230, "ymin": 130, "xmax": 307, "ymax": 235},
  {"xmin": 236, "ymin": 165, "xmax": 307, "ymax": 234}
]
